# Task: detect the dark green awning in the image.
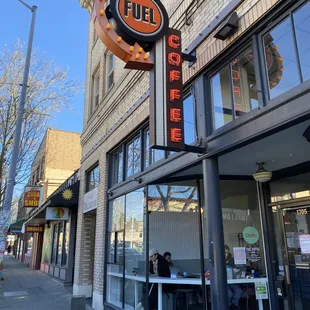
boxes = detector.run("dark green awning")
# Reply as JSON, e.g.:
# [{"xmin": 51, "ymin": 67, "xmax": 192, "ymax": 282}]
[{"xmin": 9, "ymin": 219, "xmax": 25, "ymax": 233}]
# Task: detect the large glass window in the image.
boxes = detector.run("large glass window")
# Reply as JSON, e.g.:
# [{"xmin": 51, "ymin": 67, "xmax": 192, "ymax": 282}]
[
  {"xmin": 263, "ymin": 17, "xmax": 300, "ymax": 99},
  {"xmin": 62, "ymin": 221, "xmax": 70, "ymax": 266},
  {"xmin": 86, "ymin": 166, "xmax": 99, "ymax": 192},
  {"xmin": 126, "ymin": 136, "xmax": 141, "ymax": 177},
  {"xmin": 144, "ymin": 129, "xmax": 165, "ymax": 168},
  {"xmin": 183, "ymin": 95, "xmax": 196, "ymax": 144},
  {"xmin": 211, "ymin": 46, "xmax": 259, "ymax": 130},
  {"xmin": 293, "ymin": 1, "xmax": 310, "ymax": 82},
  {"xmin": 51, "ymin": 224, "xmax": 58, "ymax": 264},
  {"xmin": 106, "ymin": 53, "xmax": 114, "ymax": 91},
  {"xmin": 57, "ymin": 222, "xmax": 64, "ymax": 265},
  {"xmin": 212, "ymin": 65, "xmax": 232, "ymax": 129},
  {"xmin": 263, "ymin": 2, "xmax": 310, "ymax": 100},
  {"xmin": 106, "ymin": 191, "xmax": 147, "ymax": 309}
]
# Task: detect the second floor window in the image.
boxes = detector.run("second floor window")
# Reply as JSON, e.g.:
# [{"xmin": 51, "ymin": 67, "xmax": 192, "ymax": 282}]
[
  {"xmin": 86, "ymin": 166, "xmax": 99, "ymax": 192},
  {"xmin": 106, "ymin": 54, "xmax": 114, "ymax": 91},
  {"xmin": 91, "ymin": 69, "xmax": 100, "ymax": 115},
  {"xmin": 211, "ymin": 46, "xmax": 258, "ymax": 130}
]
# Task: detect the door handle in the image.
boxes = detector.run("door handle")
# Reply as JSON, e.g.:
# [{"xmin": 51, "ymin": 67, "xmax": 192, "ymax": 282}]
[{"xmin": 285, "ymin": 265, "xmax": 291, "ymax": 285}]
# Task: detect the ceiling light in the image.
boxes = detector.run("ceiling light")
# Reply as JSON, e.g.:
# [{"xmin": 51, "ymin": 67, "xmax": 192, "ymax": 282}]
[{"xmin": 253, "ymin": 162, "xmax": 272, "ymax": 183}]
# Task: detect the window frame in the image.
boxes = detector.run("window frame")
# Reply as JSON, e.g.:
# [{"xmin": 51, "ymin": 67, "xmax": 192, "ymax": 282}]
[
  {"xmin": 106, "ymin": 53, "xmax": 114, "ymax": 91},
  {"xmin": 209, "ymin": 39, "xmax": 262, "ymax": 131},
  {"xmin": 257, "ymin": 0, "xmax": 308, "ymax": 104},
  {"xmin": 90, "ymin": 66, "xmax": 100, "ymax": 116},
  {"xmin": 86, "ymin": 164, "xmax": 100, "ymax": 193}
]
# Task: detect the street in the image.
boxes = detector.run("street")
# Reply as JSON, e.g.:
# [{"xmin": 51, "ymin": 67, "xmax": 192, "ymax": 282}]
[{"xmin": 0, "ymin": 255, "xmax": 74, "ymax": 310}]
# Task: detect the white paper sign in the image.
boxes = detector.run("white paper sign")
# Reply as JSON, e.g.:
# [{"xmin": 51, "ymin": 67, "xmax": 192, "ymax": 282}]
[
  {"xmin": 299, "ymin": 234, "xmax": 310, "ymax": 254},
  {"xmin": 255, "ymin": 282, "xmax": 268, "ymax": 299},
  {"xmin": 233, "ymin": 247, "xmax": 247, "ymax": 265},
  {"xmin": 83, "ymin": 187, "xmax": 98, "ymax": 213}
]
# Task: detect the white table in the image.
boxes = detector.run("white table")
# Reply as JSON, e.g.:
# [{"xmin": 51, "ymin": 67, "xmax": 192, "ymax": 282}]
[{"xmin": 108, "ymin": 272, "xmax": 268, "ymax": 310}]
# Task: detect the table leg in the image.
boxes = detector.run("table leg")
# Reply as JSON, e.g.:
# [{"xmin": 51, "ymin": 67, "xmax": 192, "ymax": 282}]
[
  {"xmin": 258, "ymin": 299, "xmax": 263, "ymax": 310},
  {"xmin": 158, "ymin": 283, "xmax": 163, "ymax": 310},
  {"xmin": 134, "ymin": 280, "xmax": 138, "ymax": 307}
]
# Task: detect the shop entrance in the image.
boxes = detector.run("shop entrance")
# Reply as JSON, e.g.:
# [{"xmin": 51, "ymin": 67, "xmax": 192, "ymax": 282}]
[{"xmin": 273, "ymin": 201, "xmax": 310, "ymax": 310}]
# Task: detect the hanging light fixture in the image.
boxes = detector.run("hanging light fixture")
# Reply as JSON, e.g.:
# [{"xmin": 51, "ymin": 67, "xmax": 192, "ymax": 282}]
[{"xmin": 253, "ymin": 162, "xmax": 272, "ymax": 183}]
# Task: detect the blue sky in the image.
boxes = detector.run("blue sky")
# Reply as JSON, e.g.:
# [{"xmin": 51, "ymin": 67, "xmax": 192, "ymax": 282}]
[{"xmin": 0, "ymin": 0, "xmax": 89, "ymax": 133}]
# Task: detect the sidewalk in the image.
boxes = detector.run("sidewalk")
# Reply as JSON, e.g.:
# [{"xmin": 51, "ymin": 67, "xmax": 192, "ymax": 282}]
[{"xmin": 0, "ymin": 255, "xmax": 73, "ymax": 310}]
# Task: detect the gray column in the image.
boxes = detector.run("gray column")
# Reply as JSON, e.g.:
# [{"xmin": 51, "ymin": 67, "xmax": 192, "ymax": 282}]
[{"xmin": 202, "ymin": 157, "xmax": 229, "ymax": 310}]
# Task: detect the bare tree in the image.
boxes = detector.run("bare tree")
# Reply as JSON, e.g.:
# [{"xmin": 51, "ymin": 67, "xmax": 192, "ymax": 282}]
[{"xmin": 0, "ymin": 40, "xmax": 82, "ymax": 235}]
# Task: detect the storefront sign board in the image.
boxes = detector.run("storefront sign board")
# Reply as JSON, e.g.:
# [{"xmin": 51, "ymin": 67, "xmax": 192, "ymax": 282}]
[
  {"xmin": 46, "ymin": 207, "xmax": 69, "ymax": 221},
  {"xmin": 83, "ymin": 187, "xmax": 98, "ymax": 213},
  {"xmin": 25, "ymin": 226, "xmax": 44, "ymax": 233},
  {"xmin": 23, "ymin": 186, "xmax": 43, "ymax": 208}
]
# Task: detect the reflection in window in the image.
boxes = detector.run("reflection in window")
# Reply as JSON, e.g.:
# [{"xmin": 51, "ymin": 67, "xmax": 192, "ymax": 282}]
[
  {"xmin": 211, "ymin": 65, "xmax": 233, "ymax": 129},
  {"xmin": 62, "ymin": 222, "xmax": 70, "ymax": 266},
  {"xmin": 113, "ymin": 149, "xmax": 123, "ymax": 184},
  {"xmin": 294, "ymin": 1, "xmax": 310, "ymax": 82},
  {"xmin": 126, "ymin": 136, "xmax": 141, "ymax": 177},
  {"xmin": 57, "ymin": 222, "xmax": 63, "ymax": 265},
  {"xmin": 183, "ymin": 95, "xmax": 195, "ymax": 144},
  {"xmin": 86, "ymin": 166, "xmax": 99, "ymax": 192},
  {"xmin": 263, "ymin": 17, "xmax": 300, "ymax": 99},
  {"xmin": 106, "ymin": 54, "xmax": 114, "ymax": 90},
  {"xmin": 144, "ymin": 130, "xmax": 165, "ymax": 168},
  {"xmin": 231, "ymin": 47, "xmax": 258, "ymax": 118},
  {"xmin": 110, "ymin": 196, "xmax": 125, "ymax": 232},
  {"xmin": 52, "ymin": 224, "xmax": 58, "ymax": 264}
]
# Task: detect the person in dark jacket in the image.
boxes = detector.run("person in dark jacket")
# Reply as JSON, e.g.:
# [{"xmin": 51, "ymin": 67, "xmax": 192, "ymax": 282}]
[{"xmin": 148, "ymin": 249, "xmax": 171, "ymax": 310}]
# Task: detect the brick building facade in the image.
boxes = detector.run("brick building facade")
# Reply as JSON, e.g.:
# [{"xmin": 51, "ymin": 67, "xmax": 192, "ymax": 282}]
[{"xmin": 74, "ymin": 0, "xmax": 310, "ymax": 309}]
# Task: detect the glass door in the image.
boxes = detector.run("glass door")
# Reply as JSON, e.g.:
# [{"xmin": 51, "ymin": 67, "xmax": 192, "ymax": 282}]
[{"xmin": 280, "ymin": 204, "xmax": 310, "ymax": 310}]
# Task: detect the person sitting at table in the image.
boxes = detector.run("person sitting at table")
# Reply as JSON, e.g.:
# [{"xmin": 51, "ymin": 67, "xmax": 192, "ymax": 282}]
[
  {"xmin": 164, "ymin": 251, "xmax": 174, "ymax": 267},
  {"xmin": 225, "ymin": 245, "xmax": 243, "ymax": 309},
  {"xmin": 149, "ymin": 249, "xmax": 171, "ymax": 310}
]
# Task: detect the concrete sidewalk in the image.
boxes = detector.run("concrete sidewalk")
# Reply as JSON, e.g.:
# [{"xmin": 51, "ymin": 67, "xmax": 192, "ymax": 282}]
[{"xmin": 0, "ymin": 255, "xmax": 73, "ymax": 310}]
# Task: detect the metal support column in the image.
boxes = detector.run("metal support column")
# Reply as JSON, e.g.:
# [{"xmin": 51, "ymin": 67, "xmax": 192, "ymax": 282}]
[{"xmin": 202, "ymin": 157, "xmax": 229, "ymax": 310}]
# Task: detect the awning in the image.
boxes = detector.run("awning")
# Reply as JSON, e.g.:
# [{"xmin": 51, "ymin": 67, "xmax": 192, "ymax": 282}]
[
  {"xmin": 9, "ymin": 219, "xmax": 25, "ymax": 233},
  {"xmin": 24, "ymin": 181, "xmax": 79, "ymax": 226}
]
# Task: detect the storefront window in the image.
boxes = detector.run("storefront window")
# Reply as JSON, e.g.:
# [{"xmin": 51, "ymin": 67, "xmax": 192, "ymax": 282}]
[
  {"xmin": 126, "ymin": 136, "xmax": 141, "ymax": 177},
  {"xmin": 184, "ymin": 95, "xmax": 196, "ymax": 144},
  {"xmin": 57, "ymin": 222, "xmax": 64, "ymax": 265},
  {"xmin": 106, "ymin": 191, "xmax": 147, "ymax": 309},
  {"xmin": 211, "ymin": 46, "xmax": 259, "ymax": 130},
  {"xmin": 293, "ymin": 1, "xmax": 310, "ymax": 82},
  {"xmin": 62, "ymin": 221, "xmax": 70, "ymax": 266},
  {"xmin": 231, "ymin": 47, "xmax": 258, "ymax": 117},
  {"xmin": 86, "ymin": 165, "xmax": 99, "ymax": 192},
  {"xmin": 212, "ymin": 65, "xmax": 233, "ymax": 129},
  {"xmin": 219, "ymin": 180, "xmax": 267, "ymax": 308},
  {"xmin": 263, "ymin": 17, "xmax": 300, "ymax": 99},
  {"xmin": 148, "ymin": 184, "xmax": 205, "ymax": 309},
  {"xmin": 51, "ymin": 224, "xmax": 58, "ymax": 264},
  {"xmin": 144, "ymin": 129, "xmax": 165, "ymax": 168}
]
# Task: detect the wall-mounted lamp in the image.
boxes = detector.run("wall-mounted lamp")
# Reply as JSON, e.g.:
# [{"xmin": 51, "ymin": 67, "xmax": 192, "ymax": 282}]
[
  {"xmin": 252, "ymin": 162, "xmax": 272, "ymax": 183},
  {"xmin": 108, "ymin": 190, "xmax": 113, "ymax": 197},
  {"xmin": 214, "ymin": 12, "xmax": 239, "ymax": 40}
]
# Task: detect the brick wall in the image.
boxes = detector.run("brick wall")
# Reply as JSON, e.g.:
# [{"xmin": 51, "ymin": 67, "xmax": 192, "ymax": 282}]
[{"xmin": 75, "ymin": 0, "xmax": 282, "ymax": 306}]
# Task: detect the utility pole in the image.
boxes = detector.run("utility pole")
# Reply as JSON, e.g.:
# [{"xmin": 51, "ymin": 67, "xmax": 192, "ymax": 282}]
[{"xmin": 1, "ymin": 1, "xmax": 37, "ymax": 245}]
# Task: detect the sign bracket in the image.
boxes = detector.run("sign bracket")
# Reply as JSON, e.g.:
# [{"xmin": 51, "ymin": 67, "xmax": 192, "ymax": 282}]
[
  {"xmin": 184, "ymin": 144, "xmax": 207, "ymax": 154},
  {"xmin": 182, "ymin": 49, "xmax": 196, "ymax": 67}
]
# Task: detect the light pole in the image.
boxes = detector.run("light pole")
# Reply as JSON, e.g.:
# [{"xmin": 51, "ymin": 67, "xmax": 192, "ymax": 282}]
[{"xmin": 2, "ymin": 1, "xmax": 37, "ymax": 237}]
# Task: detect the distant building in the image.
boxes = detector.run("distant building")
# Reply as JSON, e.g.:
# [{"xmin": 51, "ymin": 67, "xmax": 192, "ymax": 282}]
[{"xmin": 10, "ymin": 128, "xmax": 81, "ymax": 271}]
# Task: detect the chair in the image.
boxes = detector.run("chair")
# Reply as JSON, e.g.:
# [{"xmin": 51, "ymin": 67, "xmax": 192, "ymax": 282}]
[{"xmin": 173, "ymin": 288, "xmax": 195, "ymax": 310}]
